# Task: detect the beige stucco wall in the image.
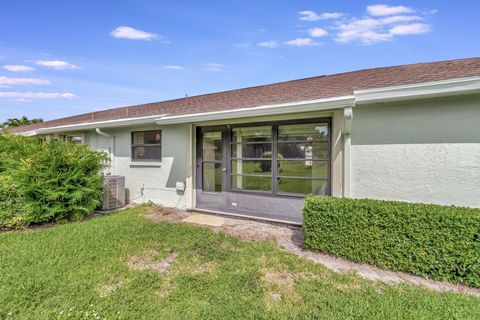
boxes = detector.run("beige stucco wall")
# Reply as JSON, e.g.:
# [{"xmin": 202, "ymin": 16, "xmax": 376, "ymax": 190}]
[{"xmin": 350, "ymin": 95, "xmax": 480, "ymax": 207}]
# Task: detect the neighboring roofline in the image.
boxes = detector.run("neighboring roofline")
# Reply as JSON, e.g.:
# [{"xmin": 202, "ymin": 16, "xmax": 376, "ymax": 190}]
[{"xmin": 17, "ymin": 75, "xmax": 480, "ymax": 135}]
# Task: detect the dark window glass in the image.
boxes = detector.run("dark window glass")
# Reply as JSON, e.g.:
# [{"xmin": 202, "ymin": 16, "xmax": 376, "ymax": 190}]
[
  {"xmin": 277, "ymin": 142, "xmax": 328, "ymax": 160},
  {"xmin": 278, "ymin": 160, "xmax": 328, "ymax": 178},
  {"xmin": 278, "ymin": 123, "xmax": 329, "ymax": 142},
  {"xmin": 133, "ymin": 131, "xmax": 162, "ymax": 144},
  {"xmin": 278, "ymin": 178, "xmax": 328, "ymax": 195},
  {"xmin": 132, "ymin": 130, "xmax": 162, "ymax": 161},
  {"xmin": 132, "ymin": 146, "xmax": 162, "ymax": 161},
  {"xmin": 203, "ymin": 162, "xmax": 222, "ymax": 192},
  {"xmin": 232, "ymin": 175, "xmax": 272, "ymax": 192}
]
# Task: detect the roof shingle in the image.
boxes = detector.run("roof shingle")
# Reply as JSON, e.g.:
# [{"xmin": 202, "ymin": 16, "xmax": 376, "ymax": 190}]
[{"xmin": 11, "ymin": 57, "xmax": 480, "ymax": 133}]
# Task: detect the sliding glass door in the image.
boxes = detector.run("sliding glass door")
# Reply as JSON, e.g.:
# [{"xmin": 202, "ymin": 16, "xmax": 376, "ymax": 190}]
[
  {"xmin": 199, "ymin": 130, "xmax": 226, "ymax": 192},
  {"xmin": 196, "ymin": 118, "xmax": 331, "ymax": 197}
]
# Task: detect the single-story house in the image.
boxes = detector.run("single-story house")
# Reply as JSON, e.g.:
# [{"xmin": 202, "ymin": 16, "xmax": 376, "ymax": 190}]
[{"xmin": 11, "ymin": 57, "xmax": 480, "ymax": 224}]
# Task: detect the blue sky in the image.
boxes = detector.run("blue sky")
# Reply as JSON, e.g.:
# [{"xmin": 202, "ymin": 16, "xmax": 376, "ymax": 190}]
[{"xmin": 0, "ymin": 1, "xmax": 479, "ymax": 121}]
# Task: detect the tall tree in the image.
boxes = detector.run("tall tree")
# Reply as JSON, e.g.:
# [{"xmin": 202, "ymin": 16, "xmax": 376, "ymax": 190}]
[{"xmin": 1, "ymin": 116, "xmax": 43, "ymax": 128}]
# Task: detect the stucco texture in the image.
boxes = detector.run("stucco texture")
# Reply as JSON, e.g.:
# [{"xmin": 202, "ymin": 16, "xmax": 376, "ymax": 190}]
[
  {"xmin": 89, "ymin": 124, "xmax": 190, "ymax": 208},
  {"xmin": 351, "ymin": 95, "xmax": 480, "ymax": 207}
]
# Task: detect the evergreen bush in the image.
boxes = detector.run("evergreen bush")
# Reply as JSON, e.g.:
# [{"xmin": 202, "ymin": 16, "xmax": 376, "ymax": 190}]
[{"xmin": 0, "ymin": 133, "xmax": 106, "ymax": 228}]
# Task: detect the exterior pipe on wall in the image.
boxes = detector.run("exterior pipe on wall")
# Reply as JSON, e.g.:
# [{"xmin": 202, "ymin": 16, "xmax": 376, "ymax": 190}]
[
  {"xmin": 95, "ymin": 128, "xmax": 115, "ymax": 174},
  {"xmin": 343, "ymin": 107, "xmax": 353, "ymax": 198}
]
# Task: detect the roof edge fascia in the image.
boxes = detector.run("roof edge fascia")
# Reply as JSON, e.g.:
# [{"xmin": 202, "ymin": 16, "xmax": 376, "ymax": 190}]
[
  {"xmin": 354, "ymin": 76, "xmax": 480, "ymax": 105},
  {"xmin": 30, "ymin": 114, "xmax": 167, "ymax": 135}
]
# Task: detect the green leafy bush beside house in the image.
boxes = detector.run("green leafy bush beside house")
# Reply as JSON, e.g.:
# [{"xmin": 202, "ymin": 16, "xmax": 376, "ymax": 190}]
[
  {"xmin": 0, "ymin": 133, "xmax": 106, "ymax": 228},
  {"xmin": 303, "ymin": 195, "xmax": 480, "ymax": 287}
]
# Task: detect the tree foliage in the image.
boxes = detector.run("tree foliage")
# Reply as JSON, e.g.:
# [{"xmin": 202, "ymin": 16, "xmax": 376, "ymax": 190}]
[{"xmin": 1, "ymin": 116, "xmax": 43, "ymax": 129}]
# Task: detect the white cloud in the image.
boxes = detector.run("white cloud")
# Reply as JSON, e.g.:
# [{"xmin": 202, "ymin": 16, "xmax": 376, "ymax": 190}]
[
  {"xmin": 380, "ymin": 15, "xmax": 422, "ymax": 24},
  {"xmin": 285, "ymin": 38, "xmax": 320, "ymax": 46},
  {"xmin": 0, "ymin": 76, "xmax": 50, "ymax": 88},
  {"xmin": 205, "ymin": 63, "xmax": 225, "ymax": 72},
  {"xmin": 257, "ymin": 40, "xmax": 278, "ymax": 48},
  {"xmin": 321, "ymin": 12, "xmax": 344, "ymax": 20},
  {"xmin": 299, "ymin": 10, "xmax": 343, "ymax": 21},
  {"xmin": 9, "ymin": 98, "xmax": 32, "ymax": 102},
  {"xmin": 0, "ymin": 91, "xmax": 77, "ymax": 99},
  {"xmin": 309, "ymin": 27, "xmax": 329, "ymax": 37},
  {"xmin": 110, "ymin": 26, "xmax": 158, "ymax": 40},
  {"xmin": 164, "ymin": 65, "xmax": 185, "ymax": 70},
  {"xmin": 2, "ymin": 65, "xmax": 35, "ymax": 73},
  {"xmin": 367, "ymin": 4, "xmax": 414, "ymax": 16},
  {"xmin": 295, "ymin": 5, "xmax": 430, "ymax": 44},
  {"xmin": 335, "ymin": 13, "xmax": 430, "ymax": 44},
  {"xmin": 36, "ymin": 60, "xmax": 79, "ymax": 70},
  {"xmin": 389, "ymin": 23, "xmax": 431, "ymax": 35},
  {"xmin": 336, "ymin": 18, "xmax": 391, "ymax": 43}
]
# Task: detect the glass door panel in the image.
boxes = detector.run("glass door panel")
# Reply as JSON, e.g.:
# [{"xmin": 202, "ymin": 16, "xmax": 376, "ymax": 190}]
[{"xmin": 201, "ymin": 130, "xmax": 224, "ymax": 192}]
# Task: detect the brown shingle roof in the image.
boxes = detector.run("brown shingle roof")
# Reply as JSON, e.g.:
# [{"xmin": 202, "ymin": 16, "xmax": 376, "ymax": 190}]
[{"xmin": 11, "ymin": 57, "xmax": 480, "ymax": 133}]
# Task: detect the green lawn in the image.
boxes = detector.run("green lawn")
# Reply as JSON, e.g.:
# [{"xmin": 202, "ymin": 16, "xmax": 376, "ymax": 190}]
[{"xmin": 1, "ymin": 207, "xmax": 479, "ymax": 319}]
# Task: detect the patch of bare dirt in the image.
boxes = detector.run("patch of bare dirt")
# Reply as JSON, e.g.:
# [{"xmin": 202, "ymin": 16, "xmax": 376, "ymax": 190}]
[
  {"xmin": 145, "ymin": 206, "xmax": 189, "ymax": 223},
  {"xmin": 97, "ymin": 280, "xmax": 125, "ymax": 298},
  {"xmin": 125, "ymin": 249, "xmax": 178, "ymax": 274},
  {"xmin": 189, "ymin": 262, "xmax": 215, "ymax": 275},
  {"xmin": 262, "ymin": 270, "xmax": 295, "ymax": 293},
  {"xmin": 156, "ymin": 278, "xmax": 176, "ymax": 299},
  {"xmin": 212, "ymin": 219, "xmax": 281, "ymax": 242},
  {"xmin": 261, "ymin": 268, "xmax": 302, "ymax": 307}
]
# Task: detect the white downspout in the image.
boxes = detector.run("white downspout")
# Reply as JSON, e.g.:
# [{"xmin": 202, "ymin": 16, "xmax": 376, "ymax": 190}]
[
  {"xmin": 96, "ymin": 128, "xmax": 115, "ymax": 175},
  {"xmin": 343, "ymin": 107, "xmax": 353, "ymax": 198},
  {"xmin": 185, "ymin": 124, "xmax": 194, "ymax": 210}
]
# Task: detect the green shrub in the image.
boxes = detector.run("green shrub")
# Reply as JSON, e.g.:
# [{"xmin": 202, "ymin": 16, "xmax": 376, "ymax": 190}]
[
  {"xmin": 0, "ymin": 133, "xmax": 106, "ymax": 228},
  {"xmin": 303, "ymin": 196, "xmax": 480, "ymax": 287}
]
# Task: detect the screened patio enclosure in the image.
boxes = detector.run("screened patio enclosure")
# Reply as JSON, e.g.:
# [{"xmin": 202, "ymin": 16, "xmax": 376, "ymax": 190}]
[{"xmin": 195, "ymin": 118, "xmax": 331, "ymax": 223}]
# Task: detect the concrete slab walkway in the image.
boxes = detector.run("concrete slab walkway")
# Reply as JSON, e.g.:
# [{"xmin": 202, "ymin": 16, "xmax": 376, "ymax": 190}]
[{"xmin": 182, "ymin": 214, "xmax": 225, "ymax": 227}]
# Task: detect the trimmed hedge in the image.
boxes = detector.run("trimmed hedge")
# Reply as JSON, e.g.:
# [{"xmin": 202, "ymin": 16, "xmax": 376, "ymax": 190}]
[
  {"xmin": 0, "ymin": 133, "xmax": 106, "ymax": 228},
  {"xmin": 303, "ymin": 196, "xmax": 480, "ymax": 287}
]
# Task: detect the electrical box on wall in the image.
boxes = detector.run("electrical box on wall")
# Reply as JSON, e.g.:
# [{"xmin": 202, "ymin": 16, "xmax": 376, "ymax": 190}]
[{"xmin": 176, "ymin": 182, "xmax": 185, "ymax": 191}]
